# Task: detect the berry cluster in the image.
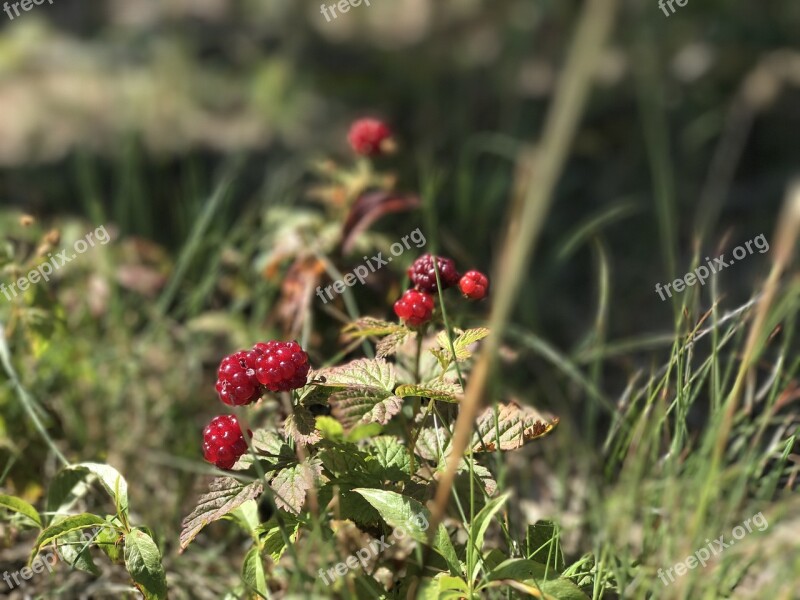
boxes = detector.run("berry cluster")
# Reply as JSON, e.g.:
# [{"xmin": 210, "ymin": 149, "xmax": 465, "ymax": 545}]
[
  {"xmin": 204, "ymin": 340, "xmax": 310, "ymax": 470},
  {"xmin": 394, "ymin": 253, "xmax": 489, "ymax": 328},
  {"xmin": 348, "ymin": 118, "xmax": 394, "ymax": 156}
]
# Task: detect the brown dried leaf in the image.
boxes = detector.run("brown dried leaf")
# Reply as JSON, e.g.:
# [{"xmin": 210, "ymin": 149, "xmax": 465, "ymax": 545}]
[
  {"xmin": 472, "ymin": 402, "xmax": 558, "ymax": 452},
  {"xmin": 179, "ymin": 477, "xmax": 264, "ymax": 552}
]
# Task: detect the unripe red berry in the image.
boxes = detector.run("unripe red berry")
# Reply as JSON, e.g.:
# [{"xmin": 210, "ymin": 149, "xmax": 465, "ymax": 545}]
[
  {"xmin": 215, "ymin": 350, "xmax": 261, "ymax": 406},
  {"xmin": 348, "ymin": 118, "xmax": 393, "ymax": 156},
  {"xmin": 394, "ymin": 289, "xmax": 435, "ymax": 327},
  {"xmin": 202, "ymin": 415, "xmax": 252, "ymax": 470},
  {"xmin": 407, "ymin": 254, "xmax": 460, "ymax": 293},
  {"xmin": 253, "ymin": 340, "xmax": 310, "ymax": 392},
  {"xmin": 459, "ymin": 270, "xmax": 489, "ymax": 300}
]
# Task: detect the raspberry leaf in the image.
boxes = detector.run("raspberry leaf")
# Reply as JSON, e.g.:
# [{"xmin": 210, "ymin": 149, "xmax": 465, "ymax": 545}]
[
  {"xmin": 179, "ymin": 477, "xmax": 264, "ymax": 552},
  {"xmin": 329, "ymin": 386, "xmax": 403, "ymax": 430},
  {"xmin": 284, "ymin": 404, "xmax": 322, "ymax": 446},
  {"xmin": 395, "ymin": 381, "xmax": 463, "ymax": 403},
  {"xmin": 352, "ymin": 488, "xmax": 461, "ymax": 575},
  {"xmin": 258, "ymin": 515, "xmax": 301, "ymax": 562},
  {"xmin": 367, "ymin": 436, "xmax": 412, "ymax": 479},
  {"xmin": 124, "ymin": 528, "xmax": 168, "ymax": 600},
  {"xmin": 242, "ymin": 546, "xmax": 268, "ymax": 597},
  {"xmin": 270, "ymin": 457, "xmax": 323, "ymax": 515},
  {"xmin": 314, "ymin": 358, "xmax": 396, "ymax": 390},
  {"xmin": 434, "ymin": 327, "xmax": 491, "ymax": 363},
  {"xmin": 376, "ymin": 328, "xmax": 414, "ymax": 358},
  {"xmin": 472, "ymin": 402, "xmax": 558, "ymax": 452},
  {"xmin": 342, "ymin": 317, "xmax": 407, "ymax": 338}
]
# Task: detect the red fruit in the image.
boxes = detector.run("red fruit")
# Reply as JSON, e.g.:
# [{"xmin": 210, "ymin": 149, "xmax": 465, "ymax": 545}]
[
  {"xmin": 348, "ymin": 118, "xmax": 393, "ymax": 156},
  {"xmin": 407, "ymin": 254, "xmax": 460, "ymax": 293},
  {"xmin": 253, "ymin": 340, "xmax": 310, "ymax": 392},
  {"xmin": 459, "ymin": 270, "xmax": 489, "ymax": 300},
  {"xmin": 202, "ymin": 415, "xmax": 252, "ymax": 470},
  {"xmin": 215, "ymin": 350, "xmax": 261, "ymax": 406},
  {"xmin": 394, "ymin": 289, "xmax": 435, "ymax": 327}
]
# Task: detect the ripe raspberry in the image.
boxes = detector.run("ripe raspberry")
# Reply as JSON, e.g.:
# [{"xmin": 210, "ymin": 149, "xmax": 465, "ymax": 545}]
[
  {"xmin": 215, "ymin": 350, "xmax": 261, "ymax": 406},
  {"xmin": 459, "ymin": 270, "xmax": 489, "ymax": 300},
  {"xmin": 394, "ymin": 289, "xmax": 435, "ymax": 327},
  {"xmin": 253, "ymin": 341, "xmax": 310, "ymax": 392},
  {"xmin": 202, "ymin": 415, "xmax": 252, "ymax": 470},
  {"xmin": 407, "ymin": 254, "xmax": 460, "ymax": 293},
  {"xmin": 348, "ymin": 118, "xmax": 394, "ymax": 156}
]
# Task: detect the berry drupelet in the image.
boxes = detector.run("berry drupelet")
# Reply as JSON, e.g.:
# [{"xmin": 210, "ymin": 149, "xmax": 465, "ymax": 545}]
[
  {"xmin": 459, "ymin": 270, "xmax": 489, "ymax": 300},
  {"xmin": 347, "ymin": 118, "xmax": 394, "ymax": 156},
  {"xmin": 407, "ymin": 254, "xmax": 460, "ymax": 293},
  {"xmin": 394, "ymin": 289, "xmax": 435, "ymax": 327},
  {"xmin": 215, "ymin": 350, "xmax": 261, "ymax": 406},
  {"xmin": 202, "ymin": 415, "xmax": 252, "ymax": 470},
  {"xmin": 253, "ymin": 340, "xmax": 311, "ymax": 392}
]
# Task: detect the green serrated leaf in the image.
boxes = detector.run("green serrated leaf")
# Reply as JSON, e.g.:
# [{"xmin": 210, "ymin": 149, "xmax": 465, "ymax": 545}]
[
  {"xmin": 285, "ymin": 404, "xmax": 322, "ymax": 446},
  {"xmin": 352, "ymin": 488, "xmax": 460, "ymax": 575},
  {"xmin": 376, "ymin": 329, "xmax": 414, "ymax": 358},
  {"xmin": 329, "ymin": 387, "xmax": 403, "ymax": 431},
  {"xmin": 318, "ymin": 444, "xmax": 369, "ymax": 477},
  {"xmin": 0, "ymin": 493, "xmax": 42, "ymax": 528},
  {"xmin": 434, "ymin": 328, "xmax": 490, "ymax": 363},
  {"xmin": 343, "ymin": 317, "xmax": 406, "ymax": 339},
  {"xmin": 242, "ymin": 546, "xmax": 267, "ymax": 597},
  {"xmin": 316, "ymin": 416, "xmax": 344, "ymax": 439},
  {"xmin": 314, "ymin": 358, "xmax": 396, "ymax": 391},
  {"xmin": 367, "ymin": 436, "xmax": 411, "ymax": 479},
  {"xmin": 124, "ymin": 528, "xmax": 168, "ymax": 600},
  {"xmin": 270, "ymin": 458, "xmax": 323, "ymax": 514},
  {"xmin": 179, "ymin": 477, "xmax": 264, "ymax": 552},
  {"xmin": 395, "ymin": 381, "xmax": 462, "ymax": 403},
  {"xmin": 258, "ymin": 514, "xmax": 301, "ymax": 562}
]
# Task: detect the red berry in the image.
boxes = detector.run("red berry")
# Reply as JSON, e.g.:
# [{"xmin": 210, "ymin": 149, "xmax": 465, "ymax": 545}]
[
  {"xmin": 407, "ymin": 254, "xmax": 460, "ymax": 293},
  {"xmin": 348, "ymin": 118, "xmax": 393, "ymax": 156},
  {"xmin": 394, "ymin": 289, "xmax": 435, "ymax": 327},
  {"xmin": 202, "ymin": 415, "xmax": 252, "ymax": 470},
  {"xmin": 459, "ymin": 270, "xmax": 489, "ymax": 300},
  {"xmin": 215, "ymin": 350, "xmax": 261, "ymax": 406},
  {"xmin": 253, "ymin": 340, "xmax": 311, "ymax": 392}
]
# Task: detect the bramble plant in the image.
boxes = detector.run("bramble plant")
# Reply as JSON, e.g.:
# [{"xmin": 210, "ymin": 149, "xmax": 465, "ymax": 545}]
[{"xmin": 178, "ymin": 229, "xmax": 580, "ymax": 598}]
